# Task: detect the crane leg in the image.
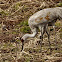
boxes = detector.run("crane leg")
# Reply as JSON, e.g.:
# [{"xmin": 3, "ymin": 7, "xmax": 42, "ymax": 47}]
[
  {"xmin": 21, "ymin": 41, "xmax": 24, "ymax": 51},
  {"xmin": 53, "ymin": 26, "xmax": 58, "ymax": 50},
  {"xmin": 39, "ymin": 26, "xmax": 46, "ymax": 52},
  {"xmin": 46, "ymin": 30, "xmax": 51, "ymax": 49},
  {"xmin": 46, "ymin": 26, "xmax": 52, "ymax": 53}
]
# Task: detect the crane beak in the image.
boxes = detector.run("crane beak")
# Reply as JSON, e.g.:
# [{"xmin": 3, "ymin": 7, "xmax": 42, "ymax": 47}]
[{"xmin": 20, "ymin": 38, "xmax": 24, "ymax": 51}]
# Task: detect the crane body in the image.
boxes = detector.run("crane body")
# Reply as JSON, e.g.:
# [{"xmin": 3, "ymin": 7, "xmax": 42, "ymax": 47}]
[{"xmin": 21, "ymin": 7, "xmax": 62, "ymax": 51}]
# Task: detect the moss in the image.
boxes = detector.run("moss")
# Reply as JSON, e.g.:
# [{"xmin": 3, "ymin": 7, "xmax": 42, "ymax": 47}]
[
  {"xmin": 20, "ymin": 20, "xmax": 28, "ymax": 26},
  {"xmin": 25, "ymin": 58, "xmax": 30, "ymax": 62},
  {"xmin": 13, "ymin": 5, "xmax": 19, "ymax": 10},
  {"xmin": 16, "ymin": 2, "xmax": 21, "ymax": 6},
  {"xmin": 3, "ymin": 43, "xmax": 14, "ymax": 48},
  {"xmin": 53, "ymin": 49, "xmax": 61, "ymax": 53},
  {"xmin": 55, "ymin": 21, "xmax": 62, "ymax": 26},
  {"xmin": 20, "ymin": 26, "xmax": 30, "ymax": 33},
  {"xmin": 19, "ymin": 20, "xmax": 31, "ymax": 33},
  {"xmin": 16, "ymin": 40, "xmax": 20, "ymax": 43},
  {"xmin": 3, "ymin": 44, "xmax": 9, "ymax": 48},
  {"xmin": 56, "ymin": 3, "xmax": 62, "ymax": 7},
  {"xmin": 23, "ymin": 21, "xmax": 28, "ymax": 26},
  {"xmin": 12, "ymin": 31, "xmax": 17, "ymax": 34},
  {"xmin": 0, "ymin": 10, "xmax": 8, "ymax": 17}
]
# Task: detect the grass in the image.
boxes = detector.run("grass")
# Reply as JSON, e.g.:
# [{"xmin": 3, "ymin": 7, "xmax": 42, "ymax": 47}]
[
  {"xmin": 19, "ymin": 20, "xmax": 28, "ymax": 26},
  {"xmin": 60, "ymin": 33, "xmax": 62, "ymax": 39},
  {"xmin": 56, "ymin": 2, "xmax": 62, "ymax": 7},
  {"xmin": 0, "ymin": 10, "xmax": 9, "ymax": 17},
  {"xmin": 13, "ymin": 4, "xmax": 19, "ymax": 10},
  {"xmin": 20, "ymin": 26, "xmax": 30, "ymax": 33},
  {"xmin": 25, "ymin": 58, "xmax": 30, "ymax": 62},
  {"xmin": 3, "ymin": 43, "xmax": 14, "ymax": 48},
  {"xmin": 12, "ymin": 31, "xmax": 17, "ymax": 34},
  {"xmin": 19, "ymin": 20, "xmax": 31, "ymax": 33},
  {"xmin": 55, "ymin": 21, "xmax": 62, "ymax": 26},
  {"xmin": 60, "ymin": 28, "xmax": 62, "ymax": 32}
]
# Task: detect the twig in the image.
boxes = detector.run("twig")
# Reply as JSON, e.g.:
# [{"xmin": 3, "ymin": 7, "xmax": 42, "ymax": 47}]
[
  {"xmin": 11, "ymin": 5, "xmax": 24, "ymax": 16},
  {"xmin": 57, "ymin": 28, "xmax": 61, "ymax": 32},
  {"xmin": 7, "ymin": 1, "xmax": 31, "ymax": 11},
  {"xmin": 20, "ymin": 50, "xmax": 33, "ymax": 57}
]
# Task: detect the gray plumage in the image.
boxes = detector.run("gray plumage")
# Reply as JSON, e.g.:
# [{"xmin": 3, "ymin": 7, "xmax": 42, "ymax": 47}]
[{"xmin": 22, "ymin": 7, "xmax": 62, "ymax": 40}]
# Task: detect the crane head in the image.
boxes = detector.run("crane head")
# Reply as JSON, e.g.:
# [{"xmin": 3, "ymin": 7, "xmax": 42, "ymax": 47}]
[{"xmin": 20, "ymin": 37, "xmax": 24, "ymax": 42}]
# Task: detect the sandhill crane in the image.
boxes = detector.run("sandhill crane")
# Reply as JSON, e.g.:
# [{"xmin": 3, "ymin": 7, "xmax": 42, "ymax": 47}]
[{"xmin": 20, "ymin": 7, "xmax": 62, "ymax": 51}]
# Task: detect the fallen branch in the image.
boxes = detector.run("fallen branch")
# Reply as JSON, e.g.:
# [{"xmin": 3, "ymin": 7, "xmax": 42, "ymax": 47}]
[{"xmin": 11, "ymin": 5, "xmax": 24, "ymax": 16}]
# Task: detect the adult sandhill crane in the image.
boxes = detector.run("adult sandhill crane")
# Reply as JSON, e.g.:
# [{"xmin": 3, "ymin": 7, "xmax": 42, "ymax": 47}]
[{"xmin": 20, "ymin": 7, "xmax": 62, "ymax": 51}]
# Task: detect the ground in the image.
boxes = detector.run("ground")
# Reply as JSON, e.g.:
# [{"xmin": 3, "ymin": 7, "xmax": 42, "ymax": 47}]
[
  {"xmin": 0, "ymin": 25, "xmax": 62, "ymax": 62},
  {"xmin": 0, "ymin": 0, "xmax": 62, "ymax": 62}
]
